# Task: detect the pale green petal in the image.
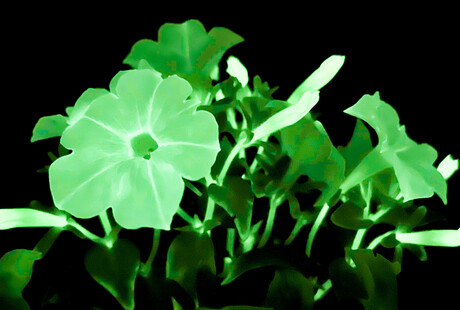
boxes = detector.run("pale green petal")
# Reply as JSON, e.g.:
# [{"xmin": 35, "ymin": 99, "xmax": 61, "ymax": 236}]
[
  {"xmin": 150, "ymin": 75, "xmax": 195, "ymax": 134},
  {"xmin": 60, "ymin": 117, "xmax": 131, "ymax": 161},
  {"xmin": 67, "ymin": 88, "xmax": 109, "ymax": 126},
  {"xmin": 112, "ymin": 159, "xmax": 184, "ymax": 230},
  {"xmin": 153, "ymin": 110, "xmax": 220, "ymax": 180},
  {"xmin": 49, "ymin": 152, "xmax": 125, "ymax": 218},
  {"xmin": 113, "ymin": 69, "xmax": 163, "ymax": 133}
]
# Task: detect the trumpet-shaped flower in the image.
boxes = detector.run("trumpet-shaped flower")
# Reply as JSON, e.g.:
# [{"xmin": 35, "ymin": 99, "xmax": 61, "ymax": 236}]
[{"xmin": 49, "ymin": 69, "xmax": 220, "ymax": 230}]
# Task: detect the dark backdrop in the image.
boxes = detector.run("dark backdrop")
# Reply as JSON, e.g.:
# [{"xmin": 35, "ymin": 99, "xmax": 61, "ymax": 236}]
[{"xmin": 2, "ymin": 5, "xmax": 459, "ymax": 309}]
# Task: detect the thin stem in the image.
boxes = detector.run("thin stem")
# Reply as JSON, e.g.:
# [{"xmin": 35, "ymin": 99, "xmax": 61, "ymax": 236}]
[
  {"xmin": 140, "ymin": 229, "xmax": 161, "ymax": 277},
  {"xmin": 33, "ymin": 227, "xmax": 63, "ymax": 259},
  {"xmin": 367, "ymin": 230, "xmax": 395, "ymax": 250},
  {"xmin": 351, "ymin": 228, "xmax": 368, "ymax": 250},
  {"xmin": 204, "ymin": 175, "xmax": 216, "ymax": 222},
  {"xmin": 306, "ymin": 203, "xmax": 330, "ymax": 258},
  {"xmin": 217, "ymin": 136, "xmax": 248, "ymax": 186},
  {"xmin": 66, "ymin": 218, "xmax": 108, "ymax": 247},
  {"xmin": 258, "ymin": 194, "xmax": 283, "ymax": 248},
  {"xmin": 248, "ymin": 136, "xmax": 269, "ymax": 174},
  {"xmin": 226, "ymin": 228, "xmax": 236, "ymax": 257},
  {"xmin": 99, "ymin": 211, "xmax": 112, "ymax": 237},
  {"xmin": 284, "ymin": 214, "xmax": 309, "ymax": 246},
  {"xmin": 176, "ymin": 207, "xmax": 197, "ymax": 226},
  {"xmin": 314, "ymin": 279, "xmax": 333, "ymax": 301}
]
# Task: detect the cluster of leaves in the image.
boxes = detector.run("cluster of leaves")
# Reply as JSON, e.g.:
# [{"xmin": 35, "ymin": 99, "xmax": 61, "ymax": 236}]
[{"xmin": 1, "ymin": 19, "xmax": 459, "ymax": 309}]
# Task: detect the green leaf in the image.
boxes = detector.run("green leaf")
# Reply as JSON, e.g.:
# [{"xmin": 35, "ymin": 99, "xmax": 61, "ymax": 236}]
[
  {"xmin": 123, "ymin": 19, "xmax": 243, "ymax": 102},
  {"xmin": 84, "ymin": 238, "xmax": 140, "ymax": 310},
  {"xmin": 250, "ymin": 91, "xmax": 319, "ymax": 144},
  {"xmin": 263, "ymin": 269, "xmax": 314, "ymax": 310},
  {"xmin": 337, "ymin": 119, "xmax": 373, "ymax": 177},
  {"xmin": 330, "ymin": 201, "xmax": 373, "ymax": 230},
  {"xmin": 287, "ymin": 55, "xmax": 345, "ymax": 105},
  {"xmin": 342, "ymin": 92, "xmax": 448, "ymax": 204},
  {"xmin": 31, "ymin": 88, "xmax": 109, "ymax": 143},
  {"xmin": 0, "ymin": 208, "xmax": 68, "ymax": 230},
  {"xmin": 208, "ymin": 176, "xmax": 255, "ymax": 240},
  {"xmin": 395, "ymin": 228, "xmax": 460, "ymax": 247},
  {"xmin": 331, "ymin": 249, "xmax": 400, "ymax": 309},
  {"xmin": 351, "ymin": 249, "xmax": 400, "ymax": 310},
  {"xmin": 30, "ymin": 114, "xmax": 68, "ymax": 142},
  {"xmin": 282, "ymin": 117, "xmax": 345, "ymax": 206},
  {"xmin": 166, "ymin": 231, "xmax": 216, "ymax": 300},
  {"xmin": 0, "ymin": 249, "xmax": 42, "ymax": 310}
]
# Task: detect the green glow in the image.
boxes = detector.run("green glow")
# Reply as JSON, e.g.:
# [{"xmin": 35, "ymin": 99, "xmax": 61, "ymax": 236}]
[
  {"xmin": 49, "ymin": 69, "xmax": 220, "ymax": 230},
  {"xmin": 288, "ymin": 55, "xmax": 345, "ymax": 104},
  {"xmin": 0, "ymin": 208, "xmax": 67, "ymax": 230},
  {"xmin": 396, "ymin": 228, "xmax": 460, "ymax": 247},
  {"xmin": 226, "ymin": 56, "xmax": 249, "ymax": 87},
  {"xmin": 341, "ymin": 92, "xmax": 448, "ymax": 205},
  {"xmin": 306, "ymin": 203, "xmax": 331, "ymax": 257},
  {"xmin": 250, "ymin": 90, "xmax": 319, "ymax": 145},
  {"xmin": 437, "ymin": 154, "xmax": 459, "ymax": 180},
  {"xmin": 130, "ymin": 132, "xmax": 158, "ymax": 159}
]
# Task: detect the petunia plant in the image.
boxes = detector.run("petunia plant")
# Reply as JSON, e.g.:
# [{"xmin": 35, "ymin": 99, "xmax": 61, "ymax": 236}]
[{"xmin": 1, "ymin": 19, "xmax": 459, "ymax": 309}]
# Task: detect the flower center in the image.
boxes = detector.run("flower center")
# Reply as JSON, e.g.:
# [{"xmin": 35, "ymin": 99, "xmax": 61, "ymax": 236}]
[{"xmin": 130, "ymin": 132, "xmax": 158, "ymax": 160}]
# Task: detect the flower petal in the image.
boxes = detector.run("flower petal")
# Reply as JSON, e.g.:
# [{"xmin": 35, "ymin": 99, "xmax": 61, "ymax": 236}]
[
  {"xmin": 49, "ymin": 152, "xmax": 124, "ymax": 218},
  {"xmin": 112, "ymin": 159, "xmax": 184, "ymax": 230},
  {"xmin": 150, "ymin": 75, "xmax": 194, "ymax": 134},
  {"xmin": 61, "ymin": 117, "xmax": 131, "ymax": 161},
  {"xmin": 153, "ymin": 110, "xmax": 220, "ymax": 180},
  {"xmin": 113, "ymin": 69, "xmax": 163, "ymax": 133}
]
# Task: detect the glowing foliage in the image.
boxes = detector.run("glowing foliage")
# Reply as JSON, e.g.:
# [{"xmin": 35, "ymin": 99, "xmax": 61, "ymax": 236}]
[
  {"xmin": 48, "ymin": 69, "xmax": 220, "ymax": 230},
  {"xmin": 2, "ymin": 19, "xmax": 459, "ymax": 309},
  {"xmin": 0, "ymin": 208, "xmax": 67, "ymax": 230},
  {"xmin": 84, "ymin": 239, "xmax": 140, "ymax": 310},
  {"xmin": 123, "ymin": 19, "xmax": 244, "ymax": 103},
  {"xmin": 341, "ymin": 92, "xmax": 448, "ymax": 204},
  {"xmin": 0, "ymin": 249, "xmax": 41, "ymax": 309},
  {"xmin": 166, "ymin": 231, "xmax": 216, "ymax": 301},
  {"xmin": 264, "ymin": 269, "xmax": 314, "ymax": 310}
]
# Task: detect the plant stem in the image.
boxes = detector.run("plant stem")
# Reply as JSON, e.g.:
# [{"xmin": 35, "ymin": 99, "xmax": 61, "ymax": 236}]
[
  {"xmin": 140, "ymin": 229, "xmax": 161, "ymax": 277},
  {"xmin": 284, "ymin": 214, "xmax": 309, "ymax": 246},
  {"xmin": 99, "ymin": 210, "xmax": 112, "ymax": 237},
  {"xmin": 306, "ymin": 203, "xmax": 330, "ymax": 257},
  {"xmin": 314, "ymin": 279, "xmax": 332, "ymax": 301},
  {"xmin": 217, "ymin": 136, "xmax": 248, "ymax": 186},
  {"xmin": 351, "ymin": 228, "xmax": 368, "ymax": 250},
  {"xmin": 176, "ymin": 207, "xmax": 197, "ymax": 226},
  {"xmin": 350, "ymin": 180, "xmax": 373, "ymax": 250},
  {"xmin": 66, "ymin": 218, "xmax": 108, "ymax": 247},
  {"xmin": 226, "ymin": 228, "xmax": 236, "ymax": 257},
  {"xmin": 248, "ymin": 136, "xmax": 269, "ymax": 174},
  {"xmin": 33, "ymin": 227, "xmax": 63, "ymax": 259},
  {"xmin": 258, "ymin": 193, "xmax": 283, "ymax": 248},
  {"xmin": 367, "ymin": 230, "xmax": 395, "ymax": 250},
  {"xmin": 204, "ymin": 175, "xmax": 216, "ymax": 223}
]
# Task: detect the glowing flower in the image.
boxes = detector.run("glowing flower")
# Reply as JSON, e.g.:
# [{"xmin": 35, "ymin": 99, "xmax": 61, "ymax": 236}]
[{"xmin": 49, "ymin": 69, "xmax": 220, "ymax": 230}]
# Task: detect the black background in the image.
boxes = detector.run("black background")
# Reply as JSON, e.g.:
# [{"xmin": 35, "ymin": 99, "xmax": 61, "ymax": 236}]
[{"xmin": 2, "ymin": 4, "xmax": 459, "ymax": 309}]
